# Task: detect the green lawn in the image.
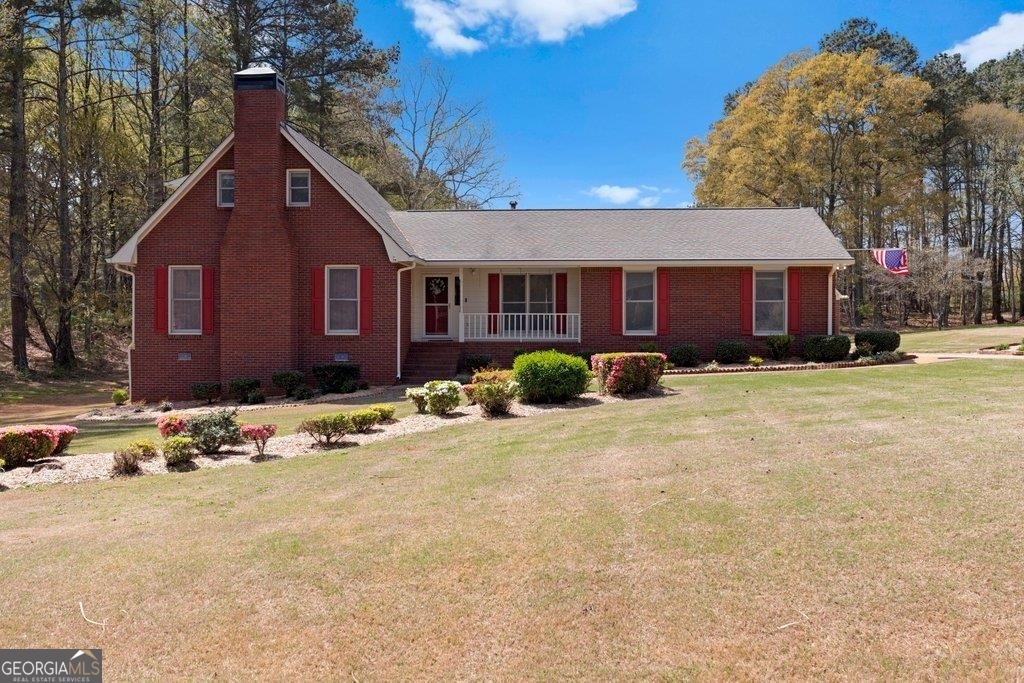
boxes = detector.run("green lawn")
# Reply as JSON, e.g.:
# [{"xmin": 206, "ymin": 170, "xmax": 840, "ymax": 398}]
[
  {"xmin": 3, "ymin": 360, "xmax": 1023, "ymax": 678},
  {"xmin": 898, "ymin": 323, "xmax": 1024, "ymax": 353}
]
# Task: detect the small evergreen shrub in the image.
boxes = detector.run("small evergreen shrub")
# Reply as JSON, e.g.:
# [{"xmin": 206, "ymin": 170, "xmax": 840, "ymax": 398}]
[
  {"xmin": 457, "ymin": 353, "xmax": 493, "ymax": 373},
  {"xmin": 312, "ymin": 363, "xmax": 361, "ymax": 394},
  {"xmin": 347, "ymin": 409, "xmax": 379, "ymax": 433},
  {"xmin": 227, "ymin": 377, "xmax": 260, "ymax": 402},
  {"xmin": 513, "ymin": 350, "xmax": 591, "ymax": 404},
  {"xmin": 667, "ymin": 343, "xmax": 701, "ymax": 368},
  {"xmin": 246, "ymin": 389, "xmax": 266, "ymax": 405},
  {"xmin": 157, "ymin": 400, "xmax": 173, "ymax": 412},
  {"xmin": 240, "ymin": 424, "xmax": 277, "ymax": 457},
  {"xmin": 472, "ymin": 369, "xmax": 514, "ymax": 384},
  {"xmin": 156, "ymin": 415, "xmax": 187, "ymax": 438},
  {"xmin": 854, "ymin": 329, "xmax": 901, "ymax": 353},
  {"xmin": 292, "ymin": 385, "xmax": 316, "ymax": 401},
  {"xmin": 271, "ymin": 370, "xmax": 306, "ymax": 397},
  {"xmin": 183, "ymin": 409, "xmax": 241, "ymax": 455},
  {"xmin": 111, "ymin": 449, "xmax": 141, "ymax": 477},
  {"xmin": 424, "ymin": 380, "xmax": 462, "ymax": 415},
  {"xmin": 0, "ymin": 427, "xmax": 59, "ymax": 468},
  {"xmin": 368, "ymin": 403, "xmax": 396, "ymax": 422},
  {"xmin": 190, "ymin": 381, "xmax": 222, "ymax": 404},
  {"xmin": 748, "ymin": 356, "xmax": 764, "ymax": 367},
  {"xmin": 636, "ymin": 341, "xmax": 659, "ymax": 353},
  {"xmin": 405, "ymin": 388, "xmax": 427, "ymax": 413},
  {"xmin": 766, "ymin": 334, "xmax": 795, "ymax": 360},
  {"xmin": 474, "ymin": 379, "xmax": 518, "ymax": 417},
  {"xmin": 112, "ymin": 388, "xmax": 129, "ymax": 406},
  {"xmin": 803, "ymin": 335, "xmax": 851, "ymax": 362},
  {"xmin": 298, "ymin": 413, "xmax": 350, "ymax": 446},
  {"xmin": 163, "ymin": 436, "xmax": 195, "ymax": 467},
  {"xmin": 592, "ymin": 353, "xmax": 667, "ymax": 395},
  {"xmin": 125, "ymin": 439, "xmax": 159, "ymax": 460},
  {"xmin": 852, "ymin": 341, "xmax": 875, "ymax": 360},
  {"xmin": 714, "ymin": 340, "xmax": 749, "ymax": 364}
]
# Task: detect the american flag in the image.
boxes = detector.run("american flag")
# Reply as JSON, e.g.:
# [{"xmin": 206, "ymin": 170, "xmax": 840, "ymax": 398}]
[{"xmin": 871, "ymin": 248, "xmax": 909, "ymax": 277}]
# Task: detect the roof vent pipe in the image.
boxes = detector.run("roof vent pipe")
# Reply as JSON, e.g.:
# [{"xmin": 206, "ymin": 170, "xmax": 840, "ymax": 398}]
[{"xmin": 510, "ymin": 200, "xmax": 518, "ymax": 210}]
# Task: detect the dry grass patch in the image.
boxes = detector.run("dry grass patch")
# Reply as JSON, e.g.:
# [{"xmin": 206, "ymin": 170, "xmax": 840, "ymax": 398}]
[
  {"xmin": 2, "ymin": 361, "xmax": 1024, "ymax": 678},
  {"xmin": 899, "ymin": 324, "xmax": 1024, "ymax": 353}
]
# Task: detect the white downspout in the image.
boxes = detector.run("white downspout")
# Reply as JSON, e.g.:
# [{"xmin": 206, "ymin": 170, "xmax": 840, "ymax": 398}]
[
  {"xmin": 827, "ymin": 266, "xmax": 836, "ymax": 335},
  {"xmin": 396, "ymin": 263, "xmax": 415, "ymax": 381},
  {"xmin": 114, "ymin": 264, "xmax": 136, "ymax": 398}
]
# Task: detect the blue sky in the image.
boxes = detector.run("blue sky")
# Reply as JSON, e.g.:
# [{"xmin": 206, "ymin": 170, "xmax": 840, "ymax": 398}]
[{"xmin": 356, "ymin": 1, "xmax": 1024, "ymax": 209}]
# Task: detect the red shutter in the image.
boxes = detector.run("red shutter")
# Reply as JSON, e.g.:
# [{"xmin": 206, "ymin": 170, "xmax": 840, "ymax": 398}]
[
  {"xmin": 487, "ymin": 273, "xmax": 500, "ymax": 334},
  {"xmin": 657, "ymin": 269, "xmax": 670, "ymax": 336},
  {"xmin": 555, "ymin": 272, "xmax": 567, "ymax": 334},
  {"xmin": 787, "ymin": 269, "xmax": 801, "ymax": 335},
  {"xmin": 360, "ymin": 266, "xmax": 373, "ymax": 334},
  {"xmin": 311, "ymin": 267, "xmax": 324, "ymax": 334},
  {"xmin": 610, "ymin": 269, "xmax": 623, "ymax": 335},
  {"xmin": 739, "ymin": 269, "xmax": 753, "ymax": 335},
  {"xmin": 201, "ymin": 267, "xmax": 215, "ymax": 335},
  {"xmin": 154, "ymin": 266, "xmax": 168, "ymax": 333}
]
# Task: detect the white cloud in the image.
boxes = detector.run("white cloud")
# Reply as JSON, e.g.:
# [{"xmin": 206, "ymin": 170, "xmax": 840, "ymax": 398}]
[
  {"xmin": 637, "ymin": 196, "xmax": 660, "ymax": 208},
  {"xmin": 587, "ymin": 184, "xmax": 640, "ymax": 204},
  {"xmin": 403, "ymin": 0, "xmax": 637, "ymax": 54},
  {"xmin": 948, "ymin": 12, "xmax": 1024, "ymax": 69}
]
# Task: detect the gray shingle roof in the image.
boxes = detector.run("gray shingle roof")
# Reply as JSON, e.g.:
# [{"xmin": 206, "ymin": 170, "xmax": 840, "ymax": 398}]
[{"xmin": 389, "ymin": 207, "xmax": 852, "ymax": 264}]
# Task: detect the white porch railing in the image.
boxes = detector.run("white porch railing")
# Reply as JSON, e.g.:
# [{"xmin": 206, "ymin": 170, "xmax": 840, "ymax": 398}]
[{"xmin": 461, "ymin": 313, "xmax": 581, "ymax": 341}]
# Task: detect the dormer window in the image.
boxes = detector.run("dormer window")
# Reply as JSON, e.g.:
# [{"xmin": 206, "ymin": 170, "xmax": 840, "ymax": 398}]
[
  {"xmin": 217, "ymin": 170, "xmax": 234, "ymax": 207},
  {"xmin": 288, "ymin": 169, "xmax": 310, "ymax": 207}
]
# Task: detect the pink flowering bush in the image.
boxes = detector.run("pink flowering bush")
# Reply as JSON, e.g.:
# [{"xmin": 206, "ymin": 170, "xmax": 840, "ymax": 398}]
[
  {"xmin": 240, "ymin": 423, "xmax": 277, "ymax": 457},
  {"xmin": 156, "ymin": 414, "xmax": 187, "ymax": 438},
  {"xmin": 592, "ymin": 352, "xmax": 667, "ymax": 396},
  {"xmin": 19, "ymin": 424, "xmax": 78, "ymax": 455},
  {"xmin": 0, "ymin": 426, "xmax": 60, "ymax": 469}
]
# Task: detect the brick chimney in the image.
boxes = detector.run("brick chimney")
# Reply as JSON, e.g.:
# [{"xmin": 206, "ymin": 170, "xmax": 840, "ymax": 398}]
[{"xmin": 219, "ymin": 67, "xmax": 297, "ymax": 388}]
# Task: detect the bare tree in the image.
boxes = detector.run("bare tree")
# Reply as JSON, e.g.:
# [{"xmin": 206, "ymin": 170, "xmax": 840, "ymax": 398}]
[{"xmin": 375, "ymin": 62, "xmax": 517, "ymax": 210}]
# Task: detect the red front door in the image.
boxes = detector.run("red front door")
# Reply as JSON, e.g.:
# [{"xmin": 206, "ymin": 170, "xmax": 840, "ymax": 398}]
[{"xmin": 425, "ymin": 276, "xmax": 449, "ymax": 336}]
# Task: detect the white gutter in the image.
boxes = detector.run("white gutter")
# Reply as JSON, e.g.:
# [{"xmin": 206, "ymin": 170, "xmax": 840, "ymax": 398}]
[
  {"xmin": 828, "ymin": 266, "xmax": 837, "ymax": 335},
  {"xmin": 396, "ymin": 263, "xmax": 415, "ymax": 381},
  {"xmin": 113, "ymin": 264, "xmax": 136, "ymax": 398}
]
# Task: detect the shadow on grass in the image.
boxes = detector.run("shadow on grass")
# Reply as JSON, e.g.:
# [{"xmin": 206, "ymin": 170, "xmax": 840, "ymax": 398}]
[
  {"xmin": 250, "ymin": 453, "xmax": 283, "ymax": 463},
  {"xmin": 167, "ymin": 462, "xmax": 199, "ymax": 473}
]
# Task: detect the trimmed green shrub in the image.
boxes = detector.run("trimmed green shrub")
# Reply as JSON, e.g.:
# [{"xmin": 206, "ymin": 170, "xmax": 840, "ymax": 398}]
[
  {"xmin": 271, "ymin": 370, "xmax": 306, "ymax": 397},
  {"xmin": 311, "ymin": 363, "xmax": 361, "ymax": 394},
  {"xmin": 111, "ymin": 448, "xmax": 141, "ymax": 477},
  {"xmin": 592, "ymin": 352, "xmax": 667, "ymax": 395},
  {"xmin": 424, "ymin": 380, "xmax": 462, "ymax": 415},
  {"xmin": 474, "ymin": 379, "xmax": 518, "ymax": 417},
  {"xmin": 766, "ymin": 334, "xmax": 795, "ymax": 360},
  {"xmin": 803, "ymin": 335, "xmax": 851, "ymax": 362},
  {"xmin": 292, "ymin": 385, "xmax": 315, "ymax": 401},
  {"xmin": 636, "ymin": 341, "xmax": 659, "ymax": 353},
  {"xmin": 714, "ymin": 340, "xmax": 749, "ymax": 364},
  {"xmin": 513, "ymin": 350, "xmax": 591, "ymax": 404},
  {"xmin": 184, "ymin": 409, "xmax": 241, "ymax": 455},
  {"xmin": 246, "ymin": 389, "xmax": 266, "ymax": 405},
  {"xmin": 347, "ymin": 409, "xmax": 379, "ymax": 433},
  {"xmin": 227, "ymin": 377, "xmax": 260, "ymax": 402},
  {"xmin": 125, "ymin": 439, "xmax": 159, "ymax": 461},
  {"xmin": 0, "ymin": 427, "xmax": 59, "ymax": 468},
  {"xmin": 190, "ymin": 381, "xmax": 221, "ymax": 404},
  {"xmin": 457, "ymin": 353, "xmax": 493, "ymax": 373},
  {"xmin": 472, "ymin": 369, "xmax": 514, "ymax": 384},
  {"xmin": 405, "ymin": 387, "xmax": 427, "ymax": 413},
  {"xmin": 748, "ymin": 356, "xmax": 764, "ymax": 367},
  {"xmin": 667, "ymin": 343, "xmax": 701, "ymax": 368},
  {"xmin": 163, "ymin": 436, "xmax": 195, "ymax": 467},
  {"xmin": 852, "ymin": 341, "xmax": 875, "ymax": 360},
  {"xmin": 368, "ymin": 403, "xmax": 396, "ymax": 422},
  {"xmin": 112, "ymin": 388, "xmax": 129, "ymax": 406},
  {"xmin": 298, "ymin": 413, "xmax": 350, "ymax": 446},
  {"xmin": 854, "ymin": 329, "xmax": 901, "ymax": 353}
]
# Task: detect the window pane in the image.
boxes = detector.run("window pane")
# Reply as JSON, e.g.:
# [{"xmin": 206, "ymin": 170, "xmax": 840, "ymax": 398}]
[
  {"xmin": 173, "ymin": 300, "xmax": 201, "ymax": 331},
  {"xmin": 502, "ymin": 275, "xmax": 525, "ymax": 303},
  {"xmin": 626, "ymin": 302, "xmax": 654, "ymax": 332},
  {"xmin": 329, "ymin": 300, "xmax": 358, "ymax": 331},
  {"xmin": 219, "ymin": 172, "xmax": 234, "ymax": 205},
  {"xmin": 172, "ymin": 269, "xmax": 200, "ymax": 299},
  {"xmin": 756, "ymin": 302, "xmax": 785, "ymax": 333},
  {"xmin": 756, "ymin": 272, "xmax": 784, "ymax": 301},
  {"xmin": 502, "ymin": 302, "xmax": 526, "ymax": 314},
  {"xmin": 625, "ymin": 272, "xmax": 654, "ymax": 301},
  {"xmin": 290, "ymin": 172, "xmax": 309, "ymax": 188},
  {"xmin": 528, "ymin": 275, "xmax": 553, "ymax": 304},
  {"xmin": 328, "ymin": 268, "xmax": 357, "ymax": 300},
  {"xmin": 290, "ymin": 187, "xmax": 309, "ymax": 204}
]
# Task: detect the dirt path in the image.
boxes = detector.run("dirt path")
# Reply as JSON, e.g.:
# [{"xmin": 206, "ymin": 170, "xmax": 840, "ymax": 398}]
[{"xmin": 909, "ymin": 352, "xmax": 1024, "ymax": 365}]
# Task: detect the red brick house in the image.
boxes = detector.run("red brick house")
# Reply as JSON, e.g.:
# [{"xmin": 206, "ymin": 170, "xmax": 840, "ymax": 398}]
[{"xmin": 110, "ymin": 68, "xmax": 853, "ymax": 400}]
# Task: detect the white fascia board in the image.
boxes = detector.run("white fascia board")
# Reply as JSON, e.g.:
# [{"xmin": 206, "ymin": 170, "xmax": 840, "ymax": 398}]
[
  {"xmin": 107, "ymin": 134, "xmax": 235, "ymax": 266},
  {"xmin": 410, "ymin": 258, "xmax": 855, "ymax": 269}
]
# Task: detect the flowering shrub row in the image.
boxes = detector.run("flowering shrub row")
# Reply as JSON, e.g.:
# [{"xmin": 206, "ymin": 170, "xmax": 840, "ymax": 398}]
[
  {"xmin": 592, "ymin": 353, "xmax": 666, "ymax": 396},
  {"xmin": 0, "ymin": 424, "xmax": 79, "ymax": 469}
]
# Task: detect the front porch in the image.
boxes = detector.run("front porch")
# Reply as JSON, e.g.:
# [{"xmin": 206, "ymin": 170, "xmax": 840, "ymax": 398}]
[{"xmin": 410, "ymin": 267, "xmax": 582, "ymax": 343}]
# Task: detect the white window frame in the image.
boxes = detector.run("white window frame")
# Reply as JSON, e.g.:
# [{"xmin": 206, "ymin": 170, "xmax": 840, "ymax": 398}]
[
  {"xmin": 499, "ymin": 273, "xmax": 555, "ymax": 315},
  {"xmin": 623, "ymin": 269, "xmax": 656, "ymax": 336},
  {"xmin": 753, "ymin": 269, "xmax": 787, "ymax": 336},
  {"xmin": 287, "ymin": 169, "xmax": 311, "ymax": 207},
  {"xmin": 169, "ymin": 265, "xmax": 202, "ymax": 335},
  {"xmin": 326, "ymin": 265, "xmax": 359, "ymax": 335},
  {"xmin": 217, "ymin": 170, "xmax": 234, "ymax": 208}
]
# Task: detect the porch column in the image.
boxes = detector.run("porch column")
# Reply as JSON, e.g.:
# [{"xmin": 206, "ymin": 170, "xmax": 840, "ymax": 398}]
[{"xmin": 458, "ymin": 267, "xmax": 465, "ymax": 342}]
